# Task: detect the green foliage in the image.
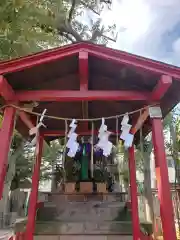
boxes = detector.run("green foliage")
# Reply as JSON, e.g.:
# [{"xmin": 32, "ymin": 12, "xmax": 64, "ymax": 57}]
[
  {"xmin": 94, "ymin": 168, "xmax": 109, "ymax": 182},
  {"xmin": 9, "ymin": 134, "xmax": 63, "ymax": 189},
  {"xmin": 140, "ymin": 223, "xmax": 153, "ymax": 235},
  {"xmin": 0, "ymin": 0, "xmax": 116, "ymax": 60},
  {"xmin": 58, "ymin": 0, "xmax": 116, "ymax": 44},
  {"xmin": 41, "ymin": 140, "xmax": 64, "ymax": 181},
  {"xmin": 65, "ymin": 157, "xmax": 80, "ymax": 182},
  {"xmin": 0, "ymin": 0, "xmax": 64, "ymax": 60},
  {"xmin": 120, "ymin": 169, "xmax": 129, "ymax": 184},
  {"xmin": 163, "ymin": 111, "xmax": 180, "ymax": 184}
]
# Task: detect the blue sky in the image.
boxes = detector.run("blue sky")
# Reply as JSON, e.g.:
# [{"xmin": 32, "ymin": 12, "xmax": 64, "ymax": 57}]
[
  {"xmin": 77, "ymin": 0, "xmax": 180, "ymax": 109},
  {"xmin": 97, "ymin": 0, "xmax": 180, "ymax": 66}
]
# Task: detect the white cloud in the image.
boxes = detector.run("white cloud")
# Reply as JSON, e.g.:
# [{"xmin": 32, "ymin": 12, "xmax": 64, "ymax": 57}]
[
  {"xmin": 101, "ymin": 0, "xmax": 180, "ymax": 66},
  {"xmin": 101, "ymin": 0, "xmax": 151, "ymax": 52},
  {"xmin": 172, "ymin": 38, "xmax": 180, "ymax": 53}
]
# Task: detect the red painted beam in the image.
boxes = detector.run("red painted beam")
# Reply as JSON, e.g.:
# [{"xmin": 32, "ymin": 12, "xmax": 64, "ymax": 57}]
[
  {"xmin": 41, "ymin": 130, "xmax": 117, "ymax": 137},
  {"xmin": 151, "ymin": 75, "xmax": 172, "ymax": 101},
  {"xmin": 0, "ymin": 75, "xmax": 35, "ymax": 129},
  {"xmin": 0, "ymin": 107, "xmax": 16, "ymax": 199},
  {"xmin": 16, "ymin": 90, "xmax": 151, "ymax": 102},
  {"xmin": 139, "ymin": 231, "xmax": 153, "ymax": 240},
  {"xmin": 0, "ymin": 75, "xmax": 16, "ymax": 101},
  {"xmin": 19, "ymin": 111, "xmax": 35, "ymax": 129},
  {"xmin": 128, "ymin": 146, "xmax": 140, "ymax": 240},
  {"xmin": 131, "ymin": 108, "xmax": 149, "ymax": 134},
  {"xmin": 0, "ymin": 45, "xmax": 79, "ymax": 75},
  {"xmin": 25, "ymin": 135, "xmax": 44, "ymax": 240},
  {"xmin": 152, "ymin": 118, "xmax": 176, "ymax": 239},
  {"xmin": 87, "ymin": 46, "xmax": 180, "ymax": 80},
  {"xmin": 1, "ymin": 43, "xmax": 180, "ymax": 81},
  {"xmin": 79, "ymin": 51, "xmax": 88, "ymax": 90},
  {"xmin": 79, "ymin": 51, "xmax": 89, "ymax": 130}
]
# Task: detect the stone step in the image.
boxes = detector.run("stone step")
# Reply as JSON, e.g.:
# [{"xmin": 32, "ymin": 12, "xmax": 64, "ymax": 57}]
[
  {"xmin": 43, "ymin": 201, "xmax": 126, "ymax": 209},
  {"xmin": 14, "ymin": 219, "xmax": 132, "ymax": 235},
  {"xmin": 35, "ymin": 221, "xmax": 132, "ymax": 235},
  {"xmin": 34, "ymin": 235, "xmax": 133, "ymax": 240},
  {"xmin": 37, "ymin": 201, "xmax": 125, "ymax": 222},
  {"xmin": 47, "ymin": 193, "xmax": 127, "ymax": 204}
]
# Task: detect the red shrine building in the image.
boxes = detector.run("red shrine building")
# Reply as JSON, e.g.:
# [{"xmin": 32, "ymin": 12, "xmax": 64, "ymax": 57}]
[{"xmin": 0, "ymin": 43, "xmax": 180, "ymax": 240}]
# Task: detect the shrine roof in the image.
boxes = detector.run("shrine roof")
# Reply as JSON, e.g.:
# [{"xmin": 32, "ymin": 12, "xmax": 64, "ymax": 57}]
[{"xmin": 0, "ymin": 42, "xmax": 180, "ymax": 143}]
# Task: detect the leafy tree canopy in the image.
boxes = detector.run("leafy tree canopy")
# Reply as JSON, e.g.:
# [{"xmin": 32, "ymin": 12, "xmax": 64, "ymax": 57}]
[{"xmin": 0, "ymin": 0, "xmax": 116, "ymax": 60}]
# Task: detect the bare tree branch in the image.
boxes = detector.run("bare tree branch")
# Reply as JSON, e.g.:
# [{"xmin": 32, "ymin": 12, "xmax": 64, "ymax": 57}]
[
  {"xmin": 60, "ymin": 32, "xmax": 76, "ymax": 43},
  {"xmin": 58, "ymin": 19, "xmax": 83, "ymax": 42},
  {"xmin": 65, "ymin": 21, "xmax": 83, "ymax": 41},
  {"xmin": 102, "ymin": 0, "xmax": 112, "ymax": 4},
  {"xmin": 68, "ymin": 0, "xmax": 76, "ymax": 22},
  {"xmin": 101, "ymin": 34, "xmax": 117, "ymax": 42},
  {"xmin": 80, "ymin": 1, "xmax": 100, "ymax": 15},
  {"xmin": 57, "ymin": 0, "xmax": 116, "ymax": 44}
]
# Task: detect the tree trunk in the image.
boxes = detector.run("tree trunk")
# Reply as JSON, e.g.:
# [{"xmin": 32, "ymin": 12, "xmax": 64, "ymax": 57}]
[
  {"xmin": 1, "ymin": 141, "xmax": 24, "ymax": 226},
  {"xmin": 51, "ymin": 161, "xmax": 57, "ymax": 192},
  {"xmin": 169, "ymin": 116, "xmax": 180, "ymax": 236},
  {"xmin": 144, "ymin": 153, "xmax": 154, "ymax": 222},
  {"xmin": 0, "ymin": 184, "xmax": 10, "ymax": 227}
]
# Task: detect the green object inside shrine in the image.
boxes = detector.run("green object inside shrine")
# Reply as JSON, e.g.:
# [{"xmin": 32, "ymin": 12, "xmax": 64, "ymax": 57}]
[{"xmin": 80, "ymin": 144, "xmax": 89, "ymax": 181}]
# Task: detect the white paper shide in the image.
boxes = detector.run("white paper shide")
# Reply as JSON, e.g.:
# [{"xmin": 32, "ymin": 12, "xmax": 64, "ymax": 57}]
[
  {"xmin": 66, "ymin": 119, "xmax": 79, "ymax": 157},
  {"xmin": 120, "ymin": 113, "xmax": 134, "ymax": 149},
  {"xmin": 96, "ymin": 118, "xmax": 113, "ymax": 156},
  {"xmin": 29, "ymin": 109, "xmax": 47, "ymax": 146}
]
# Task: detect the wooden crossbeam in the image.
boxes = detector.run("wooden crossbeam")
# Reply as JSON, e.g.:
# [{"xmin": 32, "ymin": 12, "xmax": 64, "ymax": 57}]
[
  {"xmin": 131, "ymin": 108, "xmax": 149, "ymax": 135},
  {"xmin": 0, "ymin": 75, "xmax": 35, "ymax": 129},
  {"xmin": 131, "ymin": 75, "xmax": 172, "ymax": 135},
  {"xmin": 79, "ymin": 51, "xmax": 88, "ymax": 91},
  {"xmin": 151, "ymin": 75, "xmax": 172, "ymax": 101},
  {"xmin": 79, "ymin": 51, "xmax": 89, "ymax": 131},
  {"xmin": 0, "ymin": 75, "xmax": 15, "ymax": 101},
  {"xmin": 15, "ymin": 90, "xmax": 151, "ymax": 102},
  {"xmin": 41, "ymin": 130, "xmax": 117, "ymax": 137}
]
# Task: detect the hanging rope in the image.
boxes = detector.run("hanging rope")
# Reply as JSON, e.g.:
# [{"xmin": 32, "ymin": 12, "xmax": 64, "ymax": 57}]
[
  {"xmin": 0, "ymin": 103, "xmax": 157, "ymax": 122},
  {"xmin": 91, "ymin": 121, "xmax": 94, "ymax": 178}
]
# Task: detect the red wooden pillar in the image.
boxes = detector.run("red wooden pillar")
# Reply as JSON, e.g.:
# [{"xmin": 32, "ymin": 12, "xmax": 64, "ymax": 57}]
[
  {"xmin": 152, "ymin": 117, "xmax": 176, "ymax": 240},
  {"xmin": 25, "ymin": 135, "xmax": 44, "ymax": 240},
  {"xmin": 128, "ymin": 146, "xmax": 140, "ymax": 240},
  {"xmin": 0, "ymin": 107, "xmax": 16, "ymax": 199}
]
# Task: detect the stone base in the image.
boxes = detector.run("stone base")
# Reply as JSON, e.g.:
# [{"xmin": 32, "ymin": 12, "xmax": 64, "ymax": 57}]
[
  {"xmin": 96, "ymin": 183, "xmax": 107, "ymax": 193},
  {"xmin": 34, "ymin": 220, "xmax": 132, "ymax": 235},
  {"xmin": 79, "ymin": 182, "xmax": 93, "ymax": 193},
  {"xmin": 65, "ymin": 183, "xmax": 76, "ymax": 193},
  {"xmin": 34, "ymin": 235, "xmax": 133, "ymax": 240}
]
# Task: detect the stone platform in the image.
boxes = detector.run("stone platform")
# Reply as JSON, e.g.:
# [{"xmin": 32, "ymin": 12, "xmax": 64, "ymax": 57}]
[
  {"xmin": 34, "ymin": 192, "xmax": 132, "ymax": 235},
  {"xmin": 14, "ymin": 193, "xmax": 133, "ymax": 238},
  {"xmin": 34, "ymin": 235, "xmax": 133, "ymax": 240}
]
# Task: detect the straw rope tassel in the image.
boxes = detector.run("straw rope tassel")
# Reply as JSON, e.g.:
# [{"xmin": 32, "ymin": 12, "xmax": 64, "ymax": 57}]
[{"xmin": 91, "ymin": 121, "xmax": 94, "ymax": 178}]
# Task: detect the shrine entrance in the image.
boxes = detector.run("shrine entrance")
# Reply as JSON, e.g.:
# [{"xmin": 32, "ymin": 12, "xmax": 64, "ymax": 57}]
[{"xmin": 0, "ymin": 42, "xmax": 179, "ymax": 240}]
